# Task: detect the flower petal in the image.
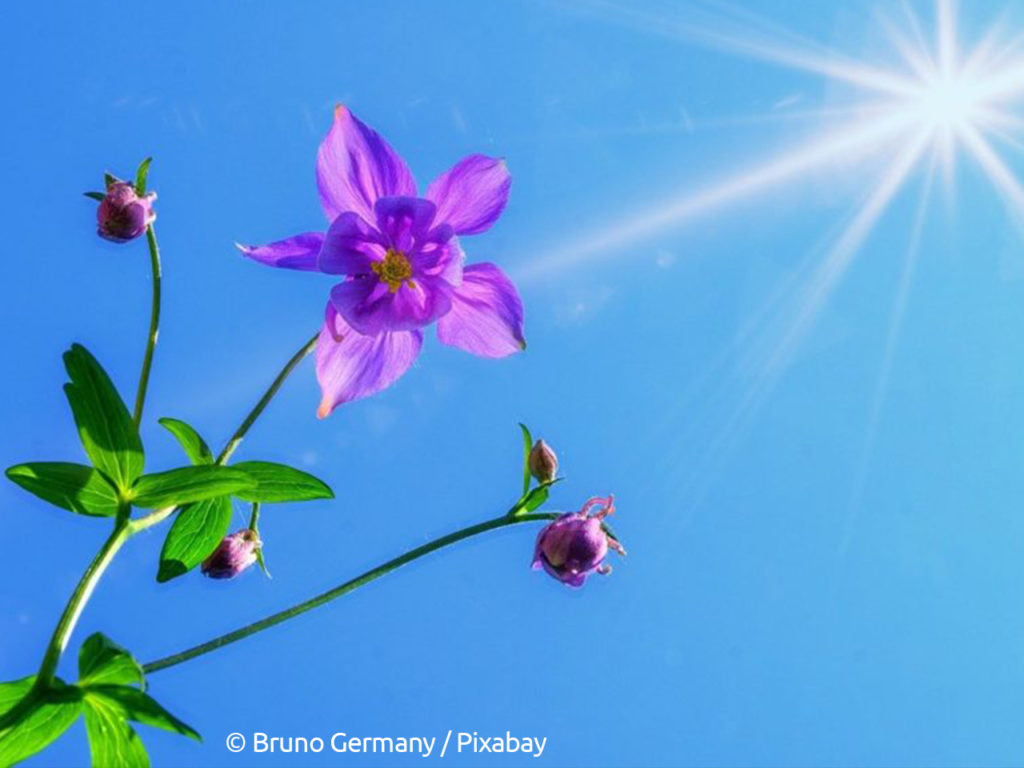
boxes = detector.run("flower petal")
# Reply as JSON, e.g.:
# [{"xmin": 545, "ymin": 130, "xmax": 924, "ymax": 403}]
[
  {"xmin": 425, "ymin": 155, "xmax": 511, "ymax": 235},
  {"xmin": 236, "ymin": 232, "xmax": 325, "ymax": 271},
  {"xmin": 331, "ymin": 274, "xmax": 453, "ymax": 335},
  {"xmin": 374, "ymin": 196, "xmax": 437, "ymax": 253},
  {"xmin": 415, "ymin": 235, "xmax": 464, "ymax": 287},
  {"xmin": 436, "ymin": 263, "xmax": 525, "ymax": 357},
  {"xmin": 319, "ymin": 212, "xmax": 385, "ymax": 275},
  {"xmin": 316, "ymin": 105, "xmax": 416, "ymax": 223},
  {"xmin": 315, "ymin": 305, "xmax": 423, "ymax": 417}
]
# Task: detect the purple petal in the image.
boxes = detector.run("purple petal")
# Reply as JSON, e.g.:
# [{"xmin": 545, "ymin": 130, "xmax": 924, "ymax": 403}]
[
  {"xmin": 331, "ymin": 274, "xmax": 452, "ymax": 335},
  {"xmin": 236, "ymin": 232, "xmax": 325, "ymax": 271},
  {"xmin": 319, "ymin": 212, "xmax": 385, "ymax": 275},
  {"xmin": 414, "ymin": 236, "xmax": 464, "ymax": 288},
  {"xmin": 425, "ymin": 155, "xmax": 511, "ymax": 235},
  {"xmin": 316, "ymin": 305, "xmax": 423, "ymax": 418},
  {"xmin": 436, "ymin": 263, "xmax": 525, "ymax": 357},
  {"xmin": 374, "ymin": 196, "xmax": 437, "ymax": 253},
  {"xmin": 317, "ymin": 105, "xmax": 416, "ymax": 223}
]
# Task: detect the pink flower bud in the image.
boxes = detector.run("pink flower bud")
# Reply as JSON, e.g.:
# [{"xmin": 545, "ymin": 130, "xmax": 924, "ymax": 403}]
[
  {"xmin": 97, "ymin": 180, "xmax": 156, "ymax": 243},
  {"xmin": 528, "ymin": 439, "xmax": 558, "ymax": 484},
  {"xmin": 532, "ymin": 495, "xmax": 625, "ymax": 587},
  {"xmin": 202, "ymin": 529, "xmax": 261, "ymax": 579}
]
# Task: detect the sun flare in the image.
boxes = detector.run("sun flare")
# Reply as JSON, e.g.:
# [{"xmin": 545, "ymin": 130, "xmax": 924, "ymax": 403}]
[{"xmin": 525, "ymin": 0, "xmax": 1024, "ymax": 280}]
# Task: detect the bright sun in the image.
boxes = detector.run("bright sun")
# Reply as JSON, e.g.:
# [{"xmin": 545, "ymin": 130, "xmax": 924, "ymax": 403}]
[{"xmin": 914, "ymin": 75, "xmax": 980, "ymax": 128}]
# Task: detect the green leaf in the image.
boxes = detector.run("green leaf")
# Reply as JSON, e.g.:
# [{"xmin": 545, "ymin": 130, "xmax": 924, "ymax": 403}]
[
  {"xmin": 255, "ymin": 546, "xmax": 271, "ymax": 579},
  {"xmin": 63, "ymin": 344, "xmax": 144, "ymax": 491},
  {"xmin": 104, "ymin": 172, "xmax": 118, "ymax": 190},
  {"xmin": 79, "ymin": 634, "xmax": 144, "ymax": 689},
  {"xmin": 85, "ymin": 686, "xmax": 200, "ymax": 742},
  {"xmin": 156, "ymin": 496, "xmax": 232, "ymax": 583},
  {"xmin": 158, "ymin": 418, "xmax": 213, "ymax": 466},
  {"xmin": 6, "ymin": 462, "xmax": 119, "ymax": 517},
  {"xmin": 0, "ymin": 681, "xmax": 82, "ymax": 766},
  {"xmin": 84, "ymin": 191, "xmax": 106, "ymax": 202},
  {"xmin": 520, "ymin": 484, "xmax": 551, "ymax": 514},
  {"xmin": 84, "ymin": 693, "xmax": 149, "ymax": 768},
  {"xmin": 134, "ymin": 157, "xmax": 152, "ymax": 197},
  {"xmin": 0, "ymin": 677, "xmax": 34, "ymax": 718},
  {"xmin": 130, "ymin": 466, "xmax": 254, "ymax": 509},
  {"xmin": 231, "ymin": 461, "xmax": 333, "ymax": 503},
  {"xmin": 519, "ymin": 423, "xmax": 533, "ymax": 496}
]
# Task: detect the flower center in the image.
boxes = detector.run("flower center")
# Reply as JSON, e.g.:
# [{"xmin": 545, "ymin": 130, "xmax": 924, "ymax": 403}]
[{"xmin": 371, "ymin": 249, "xmax": 415, "ymax": 293}]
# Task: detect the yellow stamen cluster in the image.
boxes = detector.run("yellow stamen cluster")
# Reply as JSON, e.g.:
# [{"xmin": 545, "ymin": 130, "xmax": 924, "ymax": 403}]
[{"xmin": 371, "ymin": 249, "xmax": 415, "ymax": 293}]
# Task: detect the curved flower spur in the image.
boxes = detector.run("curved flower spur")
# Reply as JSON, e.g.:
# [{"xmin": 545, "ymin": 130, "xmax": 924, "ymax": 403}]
[{"xmin": 239, "ymin": 106, "xmax": 526, "ymax": 417}]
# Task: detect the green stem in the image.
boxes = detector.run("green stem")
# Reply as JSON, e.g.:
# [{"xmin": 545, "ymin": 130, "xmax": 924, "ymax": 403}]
[
  {"xmin": 248, "ymin": 502, "xmax": 261, "ymax": 531},
  {"xmin": 36, "ymin": 519, "xmax": 133, "ymax": 687},
  {"xmin": 132, "ymin": 225, "xmax": 162, "ymax": 427},
  {"xmin": 143, "ymin": 512, "xmax": 557, "ymax": 674},
  {"xmin": 216, "ymin": 332, "xmax": 319, "ymax": 465}
]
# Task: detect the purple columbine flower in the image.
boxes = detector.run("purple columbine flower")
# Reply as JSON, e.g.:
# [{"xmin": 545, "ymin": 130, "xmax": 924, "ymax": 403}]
[
  {"xmin": 238, "ymin": 105, "xmax": 526, "ymax": 417},
  {"xmin": 532, "ymin": 495, "xmax": 625, "ymax": 588},
  {"xmin": 97, "ymin": 180, "xmax": 156, "ymax": 243},
  {"xmin": 201, "ymin": 529, "xmax": 261, "ymax": 579}
]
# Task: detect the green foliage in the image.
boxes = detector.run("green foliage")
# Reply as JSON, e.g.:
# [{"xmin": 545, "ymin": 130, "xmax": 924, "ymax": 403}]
[
  {"xmin": 6, "ymin": 462, "xmax": 119, "ymax": 517},
  {"xmin": 79, "ymin": 634, "xmax": 144, "ymax": 689},
  {"xmin": 76, "ymin": 638, "xmax": 200, "ymax": 768},
  {"xmin": 0, "ymin": 636, "xmax": 200, "ymax": 767},
  {"xmin": 518, "ymin": 423, "xmax": 532, "ymax": 496},
  {"xmin": 155, "ymin": 421, "xmax": 333, "ymax": 581},
  {"xmin": 83, "ymin": 191, "xmax": 106, "ymax": 202},
  {"xmin": 134, "ymin": 158, "xmax": 152, "ymax": 197},
  {"xmin": 231, "ymin": 461, "xmax": 334, "ymax": 503},
  {"xmin": 83, "ymin": 693, "xmax": 150, "ymax": 768},
  {"xmin": 85, "ymin": 686, "xmax": 199, "ymax": 742},
  {"xmin": 519, "ymin": 483, "xmax": 552, "ymax": 514},
  {"xmin": 130, "ymin": 466, "xmax": 254, "ymax": 509},
  {"xmin": 158, "ymin": 418, "xmax": 213, "ymax": 465},
  {"xmin": 63, "ymin": 344, "xmax": 144, "ymax": 492},
  {"xmin": 0, "ymin": 677, "xmax": 33, "ymax": 718},
  {"xmin": 0, "ymin": 678, "xmax": 83, "ymax": 767},
  {"xmin": 156, "ymin": 496, "xmax": 232, "ymax": 583}
]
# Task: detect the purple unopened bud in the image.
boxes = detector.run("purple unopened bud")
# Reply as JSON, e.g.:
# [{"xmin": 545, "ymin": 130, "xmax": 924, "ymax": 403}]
[
  {"xmin": 201, "ymin": 528, "xmax": 261, "ymax": 579},
  {"xmin": 97, "ymin": 180, "xmax": 156, "ymax": 243},
  {"xmin": 528, "ymin": 439, "xmax": 558, "ymax": 484},
  {"xmin": 532, "ymin": 495, "xmax": 625, "ymax": 588}
]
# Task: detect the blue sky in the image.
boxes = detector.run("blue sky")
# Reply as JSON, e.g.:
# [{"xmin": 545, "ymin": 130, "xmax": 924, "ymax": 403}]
[{"xmin": 5, "ymin": 1, "xmax": 1024, "ymax": 765}]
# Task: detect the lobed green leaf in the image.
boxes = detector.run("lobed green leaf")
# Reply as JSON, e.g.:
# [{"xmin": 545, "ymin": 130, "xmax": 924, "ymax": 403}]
[
  {"xmin": 158, "ymin": 418, "xmax": 213, "ymax": 466},
  {"xmin": 231, "ymin": 461, "xmax": 333, "ymax": 503},
  {"xmin": 130, "ymin": 466, "xmax": 254, "ymax": 509},
  {"xmin": 6, "ymin": 462, "xmax": 119, "ymax": 517},
  {"xmin": 84, "ymin": 686, "xmax": 200, "ymax": 742},
  {"xmin": 79, "ymin": 633, "xmax": 145, "ymax": 689},
  {"xmin": 156, "ymin": 496, "xmax": 232, "ymax": 583},
  {"xmin": 0, "ymin": 680, "xmax": 82, "ymax": 766},
  {"xmin": 84, "ymin": 694, "xmax": 149, "ymax": 768},
  {"xmin": 63, "ymin": 344, "xmax": 144, "ymax": 491},
  {"xmin": 0, "ymin": 677, "xmax": 34, "ymax": 719}
]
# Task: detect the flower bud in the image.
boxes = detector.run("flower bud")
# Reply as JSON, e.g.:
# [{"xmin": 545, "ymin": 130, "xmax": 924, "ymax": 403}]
[
  {"xmin": 532, "ymin": 495, "xmax": 625, "ymax": 587},
  {"xmin": 528, "ymin": 439, "xmax": 558, "ymax": 484},
  {"xmin": 202, "ymin": 528, "xmax": 261, "ymax": 579},
  {"xmin": 96, "ymin": 180, "xmax": 156, "ymax": 243}
]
